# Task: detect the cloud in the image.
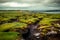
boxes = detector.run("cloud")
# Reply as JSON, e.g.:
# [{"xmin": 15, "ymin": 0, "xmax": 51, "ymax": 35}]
[
  {"xmin": 0, "ymin": 0, "xmax": 60, "ymax": 10},
  {"xmin": 0, "ymin": 0, "xmax": 60, "ymax": 6},
  {"xmin": 39, "ymin": 0, "xmax": 60, "ymax": 6},
  {"xmin": 0, "ymin": 0, "xmax": 41, "ymax": 3},
  {"xmin": 0, "ymin": 2, "xmax": 38, "ymax": 7}
]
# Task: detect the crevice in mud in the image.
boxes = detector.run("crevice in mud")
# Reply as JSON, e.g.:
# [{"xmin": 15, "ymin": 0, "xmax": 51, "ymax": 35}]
[
  {"xmin": 21, "ymin": 18, "xmax": 43, "ymax": 40},
  {"xmin": 22, "ymin": 28, "xmax": 30, "ymax": 40},
  {"xmin": 3, "ymin": 29, "xmax": 10, "ymax": 32}
]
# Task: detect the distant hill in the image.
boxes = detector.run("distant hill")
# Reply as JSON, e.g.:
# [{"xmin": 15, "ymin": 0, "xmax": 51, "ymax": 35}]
[{"xmin": 30, "ymin": 10, "xmax": 60, "ymax": 12}]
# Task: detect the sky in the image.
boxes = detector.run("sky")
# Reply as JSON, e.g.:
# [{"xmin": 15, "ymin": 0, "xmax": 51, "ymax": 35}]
[{"xmin": 0, "ymin": 0, "xmax": 60, "ymax": 10}]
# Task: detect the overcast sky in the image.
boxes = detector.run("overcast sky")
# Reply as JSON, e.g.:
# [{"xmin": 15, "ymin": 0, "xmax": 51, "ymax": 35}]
[{"xmin": 0, "ymin": 0, "xmax": 60, "ymax": 10}]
